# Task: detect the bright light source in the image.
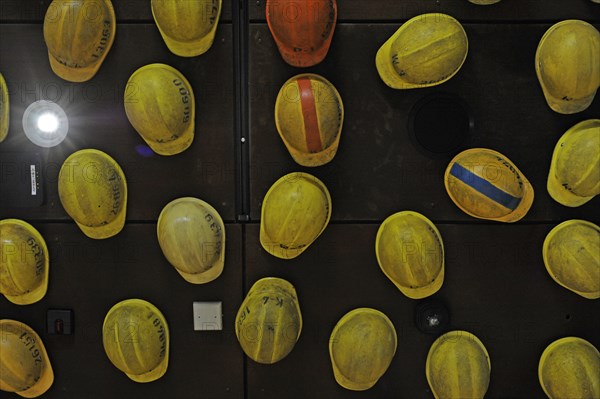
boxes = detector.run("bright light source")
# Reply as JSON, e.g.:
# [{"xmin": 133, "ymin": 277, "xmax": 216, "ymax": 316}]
[
  {"xmin": 37, "ymin": 112, "xmax": 59, "ymax": 133},
  {"xmin": 23, "ymin": 100, "xmax": 68, "ymax": 147}
]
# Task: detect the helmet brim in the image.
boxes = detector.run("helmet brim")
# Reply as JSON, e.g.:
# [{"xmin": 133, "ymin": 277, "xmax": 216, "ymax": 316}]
[
  {"xmin": 142, "ymin": 122, "xmax": 195, "ymax": 156},
  {"xmin": 76, "ymin": 209, "xmax": 126, "ymax": 240},
  {"xmin": 547, "ymin": 171, "xmax": 594, "ymax": 207},
  {"xmin": 276, "ymin": 43, "xmax": 331, "ymax": 68},
  {"xmin": 398, "ymin": 266, "xmax": 445, "ymax": 300},
  {"xmin": 152, "ymin": 1, "xmax": 221, "ymax": 57},
  {"xmin": 16, "ymin": 363, "xmax": 53, "ymax": 398},
  {"xmin": 125, "ymin": 354, "xmax": 168, "ymax": 383},
  {"xmin": 156, "ymin": 25, "xmax": 220, "ymax": 58},
  {"xmin": 4, "ymin": 269, "xmax": 48, "ymax": 305},
  {"xmin": 259, "ymin": 228, "xmax": 310, "ymax": 260},
  {"xmin": 48, "ymin": 53, "xmax": 102, "ymax": 83}
]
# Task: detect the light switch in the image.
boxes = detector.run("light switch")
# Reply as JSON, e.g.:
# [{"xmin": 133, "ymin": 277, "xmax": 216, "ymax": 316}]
[
  {"xmin": 193, "ymin": 302, "xmax": 222, "ymax": 331},
  {"xmin": 47, "ymin": 309, "xmax": 74, "ymax": 335}
]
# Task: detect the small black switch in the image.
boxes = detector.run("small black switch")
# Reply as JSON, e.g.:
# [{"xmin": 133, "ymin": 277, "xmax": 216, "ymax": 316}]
[{"xmin": 47, "ymin": 309, "xmax": 74, "ymax": 335}]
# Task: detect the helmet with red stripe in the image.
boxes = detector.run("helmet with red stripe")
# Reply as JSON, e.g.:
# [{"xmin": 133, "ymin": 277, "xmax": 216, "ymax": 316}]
[{"xmin": 275, "ymin": 74, "xmax": 344, "ymax": 167}]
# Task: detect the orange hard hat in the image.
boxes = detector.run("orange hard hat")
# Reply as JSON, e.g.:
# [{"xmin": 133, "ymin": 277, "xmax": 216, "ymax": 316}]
[{"xmin": 266, "ymin": 0, "xmax": 337, "ymax": 67}]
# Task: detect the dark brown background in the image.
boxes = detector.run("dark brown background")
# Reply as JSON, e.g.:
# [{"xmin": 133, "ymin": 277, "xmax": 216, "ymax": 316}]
[{"xmin": 1, "ymin": 1, "xmax": 599, "ymax": 398}]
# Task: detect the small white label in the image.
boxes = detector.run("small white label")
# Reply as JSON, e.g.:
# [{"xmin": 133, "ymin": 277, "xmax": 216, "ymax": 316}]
[
  {"xmin": 30, "ymin": 165, "xmax": 37, "ymax": 196},
  {"xmin": 193, "ymin": 302, "xmax": 223, "ymax": 331}
]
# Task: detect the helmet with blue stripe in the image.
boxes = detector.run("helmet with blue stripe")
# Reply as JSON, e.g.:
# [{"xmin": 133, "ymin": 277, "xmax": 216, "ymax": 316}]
[{"xmin": 444, "ymin": 148, "xmax": 534, "ymax": 222}]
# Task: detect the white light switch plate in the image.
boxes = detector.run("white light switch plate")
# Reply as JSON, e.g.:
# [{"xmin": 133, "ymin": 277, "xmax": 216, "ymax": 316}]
[{"xmin": 193, "ymin": 302, "xmax": 223, "ymax": 331}]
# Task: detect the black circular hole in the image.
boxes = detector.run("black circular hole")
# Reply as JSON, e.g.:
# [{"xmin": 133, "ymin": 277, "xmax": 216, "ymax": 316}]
[
  {"xmin": 415, "ymin": 299, "xmax": 450, "ymax": 334},
  {"xmin": 565, "ymin": 314, "xmax": 571, "ymax": 320},
  {"xmin": 408, "ymin": 93, "xmax": 473, "ymax": 158}
]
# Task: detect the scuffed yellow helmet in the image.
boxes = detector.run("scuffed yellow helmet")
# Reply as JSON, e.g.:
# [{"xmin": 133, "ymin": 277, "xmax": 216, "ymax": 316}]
[
  {"xmin": 0, "ymin": 319, "xmax": 54, "ymax": 398},
  {"xmin": 235, "ymin": 278, "xmax": 302, "ymax": 364},
  {"xmin": 426, "ymin": 330, "xmax": 491, "ymax": 399},
  {"xmin": 539, "ymin": 337, "xmax": 600, "ymax": 399},
  {"xmin": 329, "ymin": 308, "xmax": 397, "ymax": 391},
  {"xmin": 43, "ymin": 0, "xmax": 116, "ymax": 82},
  {"xmin": 543, "ymin": 220, "xmax": 599, "ymax": 299},
  {"xmin": 547, "ymin": 119, "xmax": 600, "ymax": 207},
  {"xmin": 152, "ymin": 0, "xmax": 222, "ymax": 57},
  {"xmin": 124, "ymin": 63, "xmax": 195, "ymax": 156},
  {"xmin": 535, "ymin": 20, "xmax": 600, "ymax": 114},
  {"xmin": 376, "ymin": 211, "xmax": 444, "ymax": 299},
  {"xmin": 0, "ymin": 219, "xmax": 49, "ymax": 305},
  {"xmin": 157, "ymin": 197, "xmax": 225, "ymax": 284},
  {"xmin": 58, "ymin": 149, "xmax": 127, "ymax": 239},
  {"xmin": 102, "ymin": 299, "xmax": 169, "ymax": 383},
  {"xmin": 260, "ymin": 172, "xmax": 331, "ymax": 259},
  {"xmin": 376, "ymin": 13, "xmax": 468, "ymax": 89}
]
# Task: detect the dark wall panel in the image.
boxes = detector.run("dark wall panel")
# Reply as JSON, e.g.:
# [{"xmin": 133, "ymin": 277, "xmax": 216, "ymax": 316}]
[
  {"xmin": 0, "ymin": 24, "xmax": 235, "ymax": 222},
  {"xmin": 0, "ymin": 223, "xmax": 244, "ymax": 399},
  {"xmin": 249, "ymin": 23, "xmax": 600, "ymax": 222},
  {"xmin": 250, "ymin": 0, "xmax": 600, "ymax": 22},
  {"xmin": 244, "ymin": 224, "xmax": 600, "ymax": 399}
]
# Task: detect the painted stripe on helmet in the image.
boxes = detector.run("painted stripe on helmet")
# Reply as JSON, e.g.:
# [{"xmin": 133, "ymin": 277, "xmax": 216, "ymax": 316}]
[
  {"xmin": 297, "ymin": 78, "xmax": 323, "ymax": 153},
  {"xmin": 450, "ymin": 163, "xmax": 521, "ymax": 211}
]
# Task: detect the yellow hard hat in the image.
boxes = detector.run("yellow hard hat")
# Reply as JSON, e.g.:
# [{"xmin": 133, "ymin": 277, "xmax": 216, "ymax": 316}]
[
  {"xmin": 151, "ymin": 0, "xmax": 222, "ymax": 57},
  {"xmin": 0, "ymin": 72, "xmax": 8, "ymax": 143},
  {"xmin": 275, "ymin": 74, "xmax": 344, "ymax": 167},
  {"xmin": 235, "ymin": 277, "xmax": 302, "ymax": 364},
  {"xmin": 376, "ymin": 211, "xmax": 444, "ymax": 299},
  {"xmin": 329, "ymin": 308, "xmax": 397, "ymax": 391},
  {"xmin": 543, "ymin": 220, "xmax": 600, "ymax": 299},
  {"xmin": 547, "ymin": 119, "xmax": 600, "ymax": 207},
  {"xmin": 102, "ymin": 299, "xmax": 169, "ymax": 383},
  {"xmin": 58, "ymin": 149, "xmax": 127, "ymax": 239},
  {"xmin": 535, "ymin": 20, "xmax": 600, "ymax": 114},
  {"xmin": 539, "ymin": 337, "xmax": 600, "ymax": 399},
  {"xmin": 260, "ymin": 172, "xmax": 332, "ymax": 259},
  {"xmin": 0, "ymin": 319, "xmax": 54, "ymax": 398},
  {"xmin": 0, "ymin": 219, "xmax": 49, "ymax": 305},
  {"xmin": 376, "ymin": 13, "xmax": 468, "ymax": 89},
  {"xmin": 124, "ymin": 63, "xmax": 195, "ymax": 156},
  {"xmin": 157, "ymin": 197, "xmax": 225, "ymax": 284},
  {"xmin": 444, "ymin": 148, "xmax": 534, "ymax": 222},
  {"xmin": 426, "ymin": 330, "xmax": 491, "ymax": 399},
  {"xmin": 43, "ymin": 0, "xmax": 116, "ymax": 82}
]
